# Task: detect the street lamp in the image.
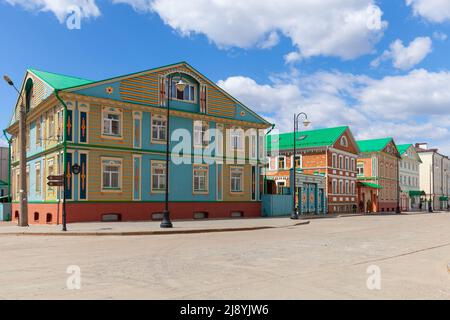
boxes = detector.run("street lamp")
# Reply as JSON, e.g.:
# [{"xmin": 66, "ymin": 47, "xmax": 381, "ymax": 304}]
[
  {"xmin": 291, "ymin": 112, "xmax": 310, "ymax": 220},
  {"xmin": 3, "ymin": 75, "xmax": 28, "ymax": 227},
  {"xmin": 160, "ymin": 73, "xmax": 188, "ymax": 228}
]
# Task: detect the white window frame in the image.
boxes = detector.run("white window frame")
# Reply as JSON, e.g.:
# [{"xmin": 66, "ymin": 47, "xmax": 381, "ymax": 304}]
[
  {"xmin": 167, "ymin": 78, "xmax": 197, "ymax": 103},
  {"xmin": 101, "ymin": 158, "xmax": 123, "ymax": 192},
  {"xmin": 151, "ymin": 114, "xmax": 167, "ymax": 144},
  {"xmin": 151, "ymin": 160, "xmax": 166, "ymax": 193},
  {"xmin": 332, "ymin": 153, "xmax": 337, "ymax": 168},
  {"xmin": 230, "ymin": 166, "xmax": 244, "ymax": 193},
  {"xmin": 250, "ymin": 132, "xmax": 257, "ymax": 160},
  {"xmin": 193, "ymin": 120, "xmax": 209, "ymax": 148},
  {"xmin": 193, "ymin": 164, "xmax": 209, "ymax": 194},
  {"xmin": 278, "ymin": 156, "xmax": 286, "ymax": 170},
  {"xmin": 332, "ymin": 179, "xmax": 338, "ymax": 194},
  {"xmin": 230, "ymin": 128, "xmax": 244, "ymax": 151},
  {"xmin": 102, "ymin": 108, "xmax": 123, "ymax": 138}
]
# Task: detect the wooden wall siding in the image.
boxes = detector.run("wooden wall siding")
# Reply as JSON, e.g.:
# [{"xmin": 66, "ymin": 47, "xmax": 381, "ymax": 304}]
[
  {"xmin": 30, "ymin": 74, "xmax": 50, "ymax": 110},
  {"xmin": 89, "ymin": 104, "xmax": 133, "ymax": 147},
  {"xmin": 87, "ymin": 150, "xmax": 133, "ymax": 201},
  {"xmin": 207, "ymin": 86, "xmax": 236, "ymax": 118},
  {"xmin": 120, "ymin": 73, "xmax": 159, "ymax": 106},
  {"xmin": 222, "ymin": 164, "xmax": 252, "ymax": 202}
]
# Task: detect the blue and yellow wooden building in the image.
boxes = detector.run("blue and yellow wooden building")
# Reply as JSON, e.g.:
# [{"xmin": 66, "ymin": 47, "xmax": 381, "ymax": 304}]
[{"xmin": 6, "ymin": 62, "xmax": 271, "ymax": 223}]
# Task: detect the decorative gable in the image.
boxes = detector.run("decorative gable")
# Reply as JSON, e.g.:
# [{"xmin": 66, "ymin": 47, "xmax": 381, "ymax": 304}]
[{"xmin": 383, "ymin": 141, "xmax": 400, "ymax": 158}]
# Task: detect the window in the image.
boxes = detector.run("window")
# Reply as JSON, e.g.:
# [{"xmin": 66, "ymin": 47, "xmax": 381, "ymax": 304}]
[
  {"xmin": 103, "ymin": 112, "xmax": 121, "ymax": 136},
  {"xmin": 351, "ymin": 181, "xmax": 355, "ymax": 195},
  {"xmin": 294, "ymin": 155, "xmax": 301, "ymax": 168},
  {"xmin": 340, "ymin": 136, "xmax": 348, "ymax": 147},
  {"xmin": 230, "ymin": 128, "xmax": 244, "ymax": 150},
  {"xmin": 36, "ymin": 120, "xmax": 41, "ymax": 146},
  {"xmin": 48, "ymin": 112, "xmax": 54, "ymax": 138},
  {"xmin": 47, "ymin": 159, "xmax": 55, "ymax": 192},
  {"xmin": 339, "ymin": 180, "xmax": 343, "ymax": 194},
  {"xmin": 193, "ymin": 165, "xmax": 208, "ymax": 193},
  {"xmin": 250, "ymin": 133, "xmax": 257, "ymax": 159},
  {"xmin": 151, "ymin": 161, "xmax": 166, "ymax": 192},
  {"xmin": 332, "ymin": 179, "xmax": 337, "ymax": 194},
  {"xmin": 278, "ymin": 156, "xmax": 286, "ymax": 170},
  {"xmin": 345, "ymin": 157, "xmax": 349, "ymax": 170},
  {"xmin": 351, "ymin": 158, "xmax": 355, "ymax": 171},
  {"xmin": 258, "ymin": 135, "xmax": 265, "ymax": 159},
  {"xmin": 26, "ymin": 166, "xmax": 30, "ymax": 196},
  {"xmin": 332, "ymin": 154, "xmax": 337, "ymax": 168},
  {"xmin": 339, "ymin": 155, "xmax": 343, "ymax": 169},
  {"xmin": 35, "ymin": 163, "xmax": 41, "ymax": 195},
  {"xmin": 151, "ymin": 115, "xmax": 167, "ymax": 142},
  {"xmin": 357, "ymin": 164, "xmax": 364, "ymax": 175},
  {"xmin": 193, "ymin": 120, "xmax": 209, "ymax": 147},
  {"xmin": 230, "ymin": 167, "xmax": 244, "ymax": 193},
  {"xmin": 168, "ymin": 78, "xmax": 196, "ymax": 102},
  {"xmin": 26, "ymin": 126, "xmax": 30, "ymax": 150},
  {"xmin": 102, "ymin": 159, "xmax": 122, "ymax": 190},
  {"xmin": 345, "ymin": 181, "xmax": 349, "ymax": 194}
]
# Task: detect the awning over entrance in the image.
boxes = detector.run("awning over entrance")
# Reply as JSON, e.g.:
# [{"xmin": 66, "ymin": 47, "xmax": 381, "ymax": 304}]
[
  {"xmin": 359, "ymin": 182, "xmax": 383, "ymax": 189},
  {"xmin": 408, "ymin": 190, "xmax": 425, "ymax": 197},
  {"xmin": 439, "ymin": 196, "xmax": 449, "ymax": 201}
]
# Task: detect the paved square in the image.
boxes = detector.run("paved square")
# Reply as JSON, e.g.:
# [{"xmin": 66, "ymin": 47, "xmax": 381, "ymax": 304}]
[{"xmin": 1, "ymin": 213, "xmax": 450, "ymax": 299}]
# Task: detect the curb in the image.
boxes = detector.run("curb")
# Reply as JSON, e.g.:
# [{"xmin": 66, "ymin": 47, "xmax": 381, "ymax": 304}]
[{"xmin": 0, "ymin": 220, "xmax": 310, "ymax": 237}]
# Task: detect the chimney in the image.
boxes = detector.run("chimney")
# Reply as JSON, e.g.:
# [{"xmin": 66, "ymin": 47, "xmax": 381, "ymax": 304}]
[{"xmin": 415, "ymin": 142, "xmax": 428, "ymax": 150}]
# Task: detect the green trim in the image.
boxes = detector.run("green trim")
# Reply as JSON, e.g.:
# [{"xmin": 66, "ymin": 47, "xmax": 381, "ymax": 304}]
[
  {"xmin": 439, "ymin": 196, "xmax": 448, "ymax": 201},
  {"xmin": 359, "ymin": 182, "xmax": 383, "ymax": 189}
]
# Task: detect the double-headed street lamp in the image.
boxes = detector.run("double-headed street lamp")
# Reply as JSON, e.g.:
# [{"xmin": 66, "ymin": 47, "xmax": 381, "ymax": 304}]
[
  {"xmin": 3, "ymin": 75, "xmax": 28, "ymax": 227},
  {"xmin": 291, "ymin": 112, "xmax": 311, "ymax": 220},
  {"xmin": 160, "ymin": 73, "xmax": 188, "ymax": 229}
]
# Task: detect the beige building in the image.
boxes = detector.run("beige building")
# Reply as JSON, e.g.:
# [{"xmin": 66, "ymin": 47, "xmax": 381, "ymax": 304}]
[
  {"xmin": 416, "ymin": 143, "xmax": 450, "ymax": 211},
  {"xmin": 397, "ymin": 144, "xmax": 422, "ymax": 211}
]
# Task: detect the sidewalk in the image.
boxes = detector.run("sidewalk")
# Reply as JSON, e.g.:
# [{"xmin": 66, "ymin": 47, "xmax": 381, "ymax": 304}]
[{"xmin": 0, "ymin": 217, "xmax": 310, "ymax": 236}]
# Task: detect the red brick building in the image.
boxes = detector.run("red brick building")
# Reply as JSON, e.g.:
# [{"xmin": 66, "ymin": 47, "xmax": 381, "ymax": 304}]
[{"xmin": 265, "ymin": 126, "xmax": 360, "ymax": 213}]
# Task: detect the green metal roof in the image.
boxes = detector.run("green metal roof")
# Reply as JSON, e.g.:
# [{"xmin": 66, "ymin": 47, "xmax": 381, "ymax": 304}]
[
  {"xmin": 266, "ymin": 126, "xmax": 348, "ymax": 151},
  {"xmin": 359, "ymin": 182, "xmax": 383, "ymax": 189},
  {"xmin": 396, "ymin": 144, "xmax": 413, "ymax": 155},
  {"xmin": 356, "ymin": 138, "xmax": 393, "ymax": 153},
  {"xmin": 29, "ymin": 68, "xmax": 93, "ymax": 90}
]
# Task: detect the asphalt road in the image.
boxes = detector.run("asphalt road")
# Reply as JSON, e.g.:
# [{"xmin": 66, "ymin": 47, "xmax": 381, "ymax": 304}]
[{"xmin": 1, "ymin": 212, "xmax": 450, "ymax": 299}]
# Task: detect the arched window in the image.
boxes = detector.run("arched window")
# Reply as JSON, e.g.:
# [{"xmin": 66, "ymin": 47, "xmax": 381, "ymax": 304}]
[{"xmin": 340, "ymin": 136, "xmax": 348, "ymax": 147}]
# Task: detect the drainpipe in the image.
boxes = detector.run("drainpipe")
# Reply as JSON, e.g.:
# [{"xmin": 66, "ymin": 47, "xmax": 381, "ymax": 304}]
[
  {"xmin": 2, "ymin": 129, "xmax": 12, "ymax": 202},
  {"xmin": 264, "ymin": 124, "xmax": 276, "ymax": 194},
  {"xmin": 54, "ymin": 90, "xmax": 68, "ymax": 231}
]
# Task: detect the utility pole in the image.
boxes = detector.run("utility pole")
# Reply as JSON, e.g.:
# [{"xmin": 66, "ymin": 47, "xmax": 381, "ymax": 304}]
[{"xmin": 3, "ymin": 75, "xmax": 28, "ymax": 226}]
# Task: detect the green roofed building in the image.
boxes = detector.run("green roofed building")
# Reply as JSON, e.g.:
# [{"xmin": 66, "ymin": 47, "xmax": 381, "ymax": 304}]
[
  {"xmin": 396, "ymin": 144, "xmax": 423, "ymax": 211},
  {"xmin": 265, "ymin": 126, "xmax": 360, "ymax": 214},
  {"xmin": 356, "ymin": 137, "xmax": 401, "ymax": 213},
  {"xmin": 5, "ymin": 62, "xmax": 271, "ymax": 225}
]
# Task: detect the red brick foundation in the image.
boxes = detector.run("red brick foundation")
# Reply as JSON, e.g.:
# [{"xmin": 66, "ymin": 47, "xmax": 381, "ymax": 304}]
[{"xmin": 11, "ymin": 202, "xmax": 261, "ymax": 224}]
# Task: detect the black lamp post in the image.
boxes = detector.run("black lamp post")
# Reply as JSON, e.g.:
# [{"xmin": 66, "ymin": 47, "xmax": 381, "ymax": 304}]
[
  {"xmin": 291, "ymin": 112, "xmax": 311, "ymax": 220},
  {"xmin": 160, "ymin": 73, "xmax": 188, "ymax": 228}
]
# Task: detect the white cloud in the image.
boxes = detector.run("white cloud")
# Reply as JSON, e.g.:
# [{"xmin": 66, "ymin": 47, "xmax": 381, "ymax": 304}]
[
  {"xmin": 218, "ymin": 68, "xmax": 450, "ymax": 152},
  {"xmin": 433, "ymin": 31, "xmax": 448, "ymax": 41},
  {"xmin": 133, "ymin": 0, "xmax": 388, "ymax": 60},
  {"xmin": 371, "ymin": 37, "xmax": 432, "ymax": 70},
  {"xmin": 5, "ymin": 0, "xmax": 100, "ymax": 22},
  {"xmin": 406, "ymin": 0, "xmax": 450, "ymax": 23}
]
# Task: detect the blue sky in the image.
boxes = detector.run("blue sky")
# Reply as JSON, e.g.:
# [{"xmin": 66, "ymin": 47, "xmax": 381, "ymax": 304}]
[{"xmin": 1, "ymin": 0, "xmax": 450, "ymax": 153}]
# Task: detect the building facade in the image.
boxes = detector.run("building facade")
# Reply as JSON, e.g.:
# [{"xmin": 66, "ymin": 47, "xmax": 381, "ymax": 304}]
[
  {"xmin": 6, "ymin": 62, "xmax": 271, "ymax": 224},
  {"xmin": 397, "ymin": 144, "xmax": 422, "ymax": 211},
  {"xmin": 265, "ymin": 126, "xmax": 360, "ymax": 214},
  {"xmin": 0, "ymin": 147, "xmax": 8, "ymax": 199},
  {"xmin": 356, "ymin": 138, "xmax": 401, "ymax": 213},
  {"xmin": 416, "ymin": 143, "xmax": 450, "ymax": 211}
]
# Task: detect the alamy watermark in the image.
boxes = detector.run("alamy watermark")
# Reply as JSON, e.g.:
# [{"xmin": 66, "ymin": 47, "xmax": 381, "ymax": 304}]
[
  {"xmin": 65, "ymin": 6, "xmax": 82, "ymax": 30},
  {"xmin": 66, "ymin": 265, "xmax": 81, "ymax": 290},
  {"xmin": 366, "ymin": 265, "xmax": 381, "ymax": 290}
]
